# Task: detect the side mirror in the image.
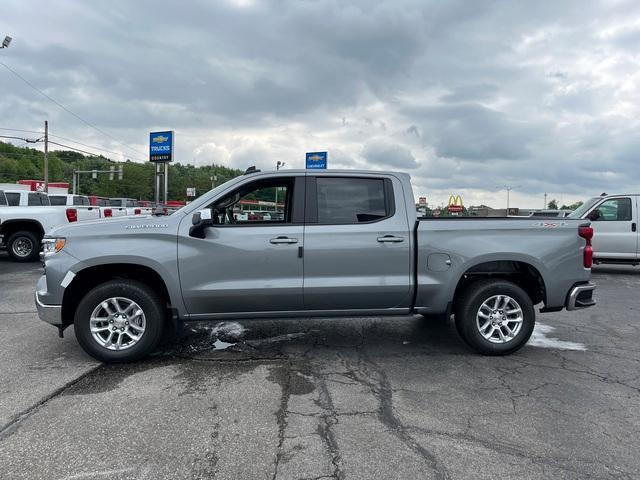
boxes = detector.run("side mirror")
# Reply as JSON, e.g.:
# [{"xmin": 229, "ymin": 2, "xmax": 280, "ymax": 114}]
[
  {"xmin": 189, "ymin": 209, "xmax": 213, "ymax": 238},
  {"xmin": 587, "ymin": 209, "xmax": 601, "ymax": 221}
]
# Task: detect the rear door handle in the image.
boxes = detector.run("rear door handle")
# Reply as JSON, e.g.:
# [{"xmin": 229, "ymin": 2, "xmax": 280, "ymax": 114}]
[
  {"xmin": 633, "ymin": 223, "xmax": 637, "ymax": 232},
  {"xmin": 270, "ymin": 236, "xmax": 298, "ymax": 244},
  {"xmin": 377, "ymin": 235, "xmax": 404, "ymax": 243}
]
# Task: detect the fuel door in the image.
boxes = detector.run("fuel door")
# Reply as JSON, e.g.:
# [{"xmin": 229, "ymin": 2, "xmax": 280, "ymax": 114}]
[{"xmin": 427, "ymin": 253, "xmax": 452, "ymax": 272}]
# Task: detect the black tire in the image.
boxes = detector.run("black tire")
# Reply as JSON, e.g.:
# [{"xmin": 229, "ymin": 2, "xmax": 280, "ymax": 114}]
[
  {"xmin": 74, "ymin": 280, "xmax": 166, "ymax": 363},
  {"xmin": 6, "ymin": 230, "xmax": 40, "ymax": 262},
  {"xmin": 454, "ymin": 279, "xmax": 535, "ymax": 355}
]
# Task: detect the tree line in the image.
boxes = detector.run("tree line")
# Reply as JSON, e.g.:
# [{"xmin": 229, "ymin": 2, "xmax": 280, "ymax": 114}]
[{"xmin": 0, "ymin": 141, "xmax": 242, "ymax": 201}]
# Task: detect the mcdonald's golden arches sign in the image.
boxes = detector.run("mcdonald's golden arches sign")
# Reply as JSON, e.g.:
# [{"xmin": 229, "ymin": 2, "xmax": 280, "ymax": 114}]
[{"xmin": 447, "ymin": 195, "xmax": 464, "ymax": 213}]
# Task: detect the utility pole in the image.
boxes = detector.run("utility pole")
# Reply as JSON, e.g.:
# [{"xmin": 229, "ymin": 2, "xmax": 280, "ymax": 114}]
[
  {"xmin": 544, "ymin": 192, "xmax": 547, "ymax": 209},
  {"xmin": 44, "ymin": 120, "xmax": 49, "ymax": 192}
]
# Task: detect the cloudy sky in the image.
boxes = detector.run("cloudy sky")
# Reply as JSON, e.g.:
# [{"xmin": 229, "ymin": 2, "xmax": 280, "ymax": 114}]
[{"xmin": 2, "ymin": 0, "xmax": 639, "ymax": 208}]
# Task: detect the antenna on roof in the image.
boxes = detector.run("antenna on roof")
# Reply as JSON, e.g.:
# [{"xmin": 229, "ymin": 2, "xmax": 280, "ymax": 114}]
[{"xmin": 244, "ymin": 166, "xmax": 260, "ymax": 175}]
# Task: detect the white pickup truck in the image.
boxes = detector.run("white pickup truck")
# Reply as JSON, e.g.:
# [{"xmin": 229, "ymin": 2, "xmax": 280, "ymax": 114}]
[
  {"xmin": 88, "ymin": 196, "xmax": 127, "ymax": 218},
  {"xmin": 109, "ymin": 198, "xmax": 151, "ymax": 216},
  {"xmin": 48, "ymin": 194, "xmax": 101, "ymax": 221},
  {"xmin": 0, "ymin": 203, "xmax": 81, "ymax": 261},
  {"xmin": 569, "ymin": 193, "xmax": 640, "ymax": 265},
  {"xmin": 4, "ymin": 190, "xmax": 51, "ymax": 207}
]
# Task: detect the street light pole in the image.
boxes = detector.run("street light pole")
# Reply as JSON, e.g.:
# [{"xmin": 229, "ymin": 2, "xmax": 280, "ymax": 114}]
[
  {"xmin": 275, "ymin": 161, "xmax": 285, "ymax": 212},
  {"xmin": 498, "ymin": 184, "xmax": 521, "ymax": 215}
]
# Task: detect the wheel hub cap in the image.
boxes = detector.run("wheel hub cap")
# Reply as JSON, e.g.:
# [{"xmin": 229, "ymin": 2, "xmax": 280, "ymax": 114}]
[
  {"xmin": 476, "ymin": 295, "xmax": 524, "ymax": 344},
  {"xmin": 13, "ymin": 238, "xmax": 33, "ymax": 257},
  {"xmin": 90, "ymin": 297, "xmax": 146, "ymax": 351}
]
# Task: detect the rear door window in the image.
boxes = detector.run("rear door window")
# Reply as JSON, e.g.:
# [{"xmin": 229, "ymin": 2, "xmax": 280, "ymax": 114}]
[
  {"xmin": 315, "ymin": 177, "xmax": 391, "ymax": 224},
  {"xmin": 28, "ymin": 193, "xmax": 50, "ymax": 206},
  {"xmin": 5, "ymin": 192, "xmax": 19, "ymax": 206},
  {"xmin": 49, "ymin": 195, "xmax": 67, "ymax": 206}
]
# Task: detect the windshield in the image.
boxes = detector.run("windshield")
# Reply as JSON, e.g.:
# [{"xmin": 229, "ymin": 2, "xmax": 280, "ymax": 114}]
[
  {"xmin": 568, "ymin": 197, "xmax": 600, "ymax": 219},
  {"xmin": 172, "ymin": 175, "xmax": 246, "ymax": 215}
]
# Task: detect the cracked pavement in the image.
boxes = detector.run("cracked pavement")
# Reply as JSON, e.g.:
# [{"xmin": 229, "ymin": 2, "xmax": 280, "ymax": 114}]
[{"xmin": 1, "ymin": 253, "xmax": 639, "ymax": 479}]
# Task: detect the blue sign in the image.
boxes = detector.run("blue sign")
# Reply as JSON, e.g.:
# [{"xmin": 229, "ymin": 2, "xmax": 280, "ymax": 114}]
[
  {"xmin": 306, "ymin": 151, "xmax": 327, "ymax": 169},
  {"xmin": 149, "ymin": 131, "xmax": 174, "ymax": 162}
]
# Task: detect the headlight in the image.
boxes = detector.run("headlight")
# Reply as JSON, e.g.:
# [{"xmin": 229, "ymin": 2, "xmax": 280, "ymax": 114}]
[{"xmin": 41, "ymin": 237, "xmax": 66, "ymax": 258}]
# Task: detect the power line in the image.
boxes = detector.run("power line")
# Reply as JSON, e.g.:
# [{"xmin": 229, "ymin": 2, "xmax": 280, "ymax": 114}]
[
  {"xmin": 48, "ymin": 140, "xmax": 113, "ymax": 159},
  {"xmin": 0, "ymin": 134, "xmax": 41, "ymax": 142},
  {"xmin": 0, "ymin": 60, "xmax": 145, "ymax": 157},
  {"xmin": 0, "ymin": 127, "xmax": 43, "ymax": 134},
  {"xmin": 48, "ymin": 132, "xmax": 144, "ymax": 161},
  {"xmin": 1, "ymin": 137, "xmax": 129, "ymax": 161}
]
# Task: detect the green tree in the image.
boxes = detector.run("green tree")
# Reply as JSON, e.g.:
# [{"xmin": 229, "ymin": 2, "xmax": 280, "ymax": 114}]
[
  {"xmin": 561, "ymin": 201, "xmax": 583, "ymax": 211},
  {"xmin": 0, "ymin": 141, "xmax": 242, "ymax": 201},
  {"xmin": 547, "ymin": 199, "xmax": 558, "ymax": 209}
]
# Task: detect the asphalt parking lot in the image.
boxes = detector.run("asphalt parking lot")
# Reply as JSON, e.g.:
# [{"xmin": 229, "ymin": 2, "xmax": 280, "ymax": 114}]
[{"xmin": 0, "ymin": 252, "xmax": 639, "ymax": 480}]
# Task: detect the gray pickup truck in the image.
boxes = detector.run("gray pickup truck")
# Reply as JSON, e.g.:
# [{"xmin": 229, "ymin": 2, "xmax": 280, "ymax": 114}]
[{"xmin": 35, "ymin": 168, "xmax": 596, "ymax": 362}]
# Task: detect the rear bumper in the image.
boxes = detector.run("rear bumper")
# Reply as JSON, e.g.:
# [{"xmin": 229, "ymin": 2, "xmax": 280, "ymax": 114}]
[{"xmin": 566, "ymin": 282, "xmax": 596, "ymax": 311}]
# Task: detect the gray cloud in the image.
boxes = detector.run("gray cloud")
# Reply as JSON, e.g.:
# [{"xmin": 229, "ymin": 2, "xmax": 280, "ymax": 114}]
[
  {"xmin": 1, "ymin": 0, "xmax": 640, "ymax": 206},
  {"xmin": 362, "ymin": 139, "xmax": 418, "ymax": 169}
]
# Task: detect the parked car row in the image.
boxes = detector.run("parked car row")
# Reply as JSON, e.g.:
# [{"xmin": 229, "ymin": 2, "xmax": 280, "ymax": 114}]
[{"xmin": 0, "ymin": 191, "xmax": 182, "ymax": 262}]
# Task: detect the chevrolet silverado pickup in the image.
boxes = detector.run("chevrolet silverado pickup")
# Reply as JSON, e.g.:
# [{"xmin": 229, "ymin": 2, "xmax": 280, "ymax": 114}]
[{"xmin": 35, "ymin": 168, "xmax": 596, "ymax": 362}]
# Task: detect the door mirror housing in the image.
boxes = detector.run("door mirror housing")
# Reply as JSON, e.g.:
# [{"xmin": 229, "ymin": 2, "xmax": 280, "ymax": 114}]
[
  {"xmin": 189, "ymin": 209, "xmax": 213, "ymax": 238},
  {"xmin": 587, "ymin": 209, "xmax": 601, "ymax": 221}
]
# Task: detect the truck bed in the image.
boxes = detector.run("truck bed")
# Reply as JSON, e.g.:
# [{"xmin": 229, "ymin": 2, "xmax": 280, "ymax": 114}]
[{"xmin": 413, "ymin": 217, "xmax": 592, "ymax": 314}]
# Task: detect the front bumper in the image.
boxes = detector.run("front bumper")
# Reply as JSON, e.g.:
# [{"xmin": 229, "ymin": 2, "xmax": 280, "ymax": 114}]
[
  {"xmin": 35, "ymin": 276, "xmax": 63, "ymax": 325},
  {"xmin": 566, "ymin": 282, "xmax": 596, "ymax": 311}
]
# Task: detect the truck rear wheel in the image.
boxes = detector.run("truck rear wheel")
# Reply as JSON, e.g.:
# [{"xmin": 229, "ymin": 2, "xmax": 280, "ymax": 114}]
[
  {"xmin": 454, "ymin": 279, "xmax": 535, "ymax": 355},
  {"xmin": 6, "ymin": 231, "xmax": 40, "ymax": 262},
  {"xmin": 74, "ymin": 280, "xmax": 165, "ymax": 363}
]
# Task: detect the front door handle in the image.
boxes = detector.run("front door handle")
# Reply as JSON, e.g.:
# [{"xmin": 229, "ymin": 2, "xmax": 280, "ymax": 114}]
[
  {"xmin": 633, "ymin": 222, "xmax": 637, "ymax": 232},
  {"xmin": 377, "ymin": 235, "xmax": 404, "ymax": 243},
  {"xmin": 270, "ymin": 236, "xmax": 298, "ymax": 245}
]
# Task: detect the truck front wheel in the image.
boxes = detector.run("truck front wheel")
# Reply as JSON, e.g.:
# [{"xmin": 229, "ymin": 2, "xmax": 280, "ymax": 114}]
[
  {"xmin": 74, "ymin": 280, "xmax": 165, "ymax": 363},
  {"xmin": 454, "ymin": 279, "xmax": 535, "ymax": 355},
  {"xmin": 6, "ymin": 231, "xmax": 40, "ymax": 262}
]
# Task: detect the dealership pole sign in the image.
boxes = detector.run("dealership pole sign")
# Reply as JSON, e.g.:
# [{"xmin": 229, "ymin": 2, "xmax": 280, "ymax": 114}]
[
  {"xmin": 306, "ymin": 151, "xmax": 327, "ymax": 169},
  {"xmin": 149, "ymin": 131, "xmax": 174, "ymax": 162}
]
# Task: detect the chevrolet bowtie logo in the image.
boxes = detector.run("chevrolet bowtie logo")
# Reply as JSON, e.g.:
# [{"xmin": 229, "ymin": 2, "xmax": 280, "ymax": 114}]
[
  {"xmin": 308, "ymin": 154, "xmax": 323, "ymax": 162},
  {"xmin": 152, "ymin": 135, "xmax": 169, "ymax": 143}
]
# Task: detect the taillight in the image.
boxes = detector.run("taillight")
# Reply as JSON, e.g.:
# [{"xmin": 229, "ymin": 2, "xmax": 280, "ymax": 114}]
[
  {"xmin": 579, "ymin": 226, "xmax": 593, "ymax": 268},
  {"xmin": 66, "ymin": 208, "xmax": 78, "ymax": 223},
  {"xmin": 134, "ymin": 208, "xmax": 141, "ymax": 215},
  {"xmin": 104, "ymin": 208, "xmax": 112, "ymax": 218}
]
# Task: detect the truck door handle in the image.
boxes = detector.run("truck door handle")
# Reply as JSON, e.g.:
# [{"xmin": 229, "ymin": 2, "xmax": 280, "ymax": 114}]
[
  {"xmin": 270, "ymin": 236, "xmax": 298, "ymax": 244},
  {"xmin": 377, "ymin": 235, "xmax": 404, "ymax": 243},
  {"xmin": 633, "ymin": 223, "xmax": 637, "ymax": 232}
]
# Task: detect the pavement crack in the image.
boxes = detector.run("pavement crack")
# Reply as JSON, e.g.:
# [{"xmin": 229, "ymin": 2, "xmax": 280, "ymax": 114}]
[
  {"xmin": 345, "ymin": 349, "xmax": 450, "ymax": 480},
  {"xmin": 0, "ymin": 364, "xmax": 102, "ymax": 442},
  {"xmin": 271, "ymin": 361, "xmax": 293, "ymax": 480},
  {"xmin": 315, "ymin": 378, "xmax": 345, "ymax": 480}
]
